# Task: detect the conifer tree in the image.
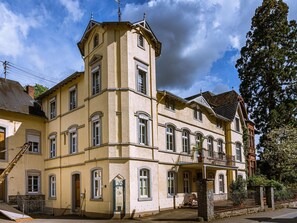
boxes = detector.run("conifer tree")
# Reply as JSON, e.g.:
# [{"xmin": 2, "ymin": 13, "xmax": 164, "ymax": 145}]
[{"xmin": 236, "ymin": 0, "xmax": 297, "ymax": 136}]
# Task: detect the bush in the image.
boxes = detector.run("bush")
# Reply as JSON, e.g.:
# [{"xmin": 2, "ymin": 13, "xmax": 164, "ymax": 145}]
[
  {"xmin": 230, "ymin": 178, "xmax": 247, "ymax": 206},
  {"xmin": 247, "ymin": 175, "xmax": 269, "ymax": 187}
]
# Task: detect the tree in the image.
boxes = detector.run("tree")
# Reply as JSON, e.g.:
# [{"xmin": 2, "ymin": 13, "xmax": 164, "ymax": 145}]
[
  {"xmin": 34, "ymin": 84, "xmax": 48, "ymax": 98},
  {"xmin": 259, "ymin": 125, "xmax": 297, "ymax": 183},
  {"xmin": 236, "ymin": 0, "xmax": 297, "ymax": 136}
]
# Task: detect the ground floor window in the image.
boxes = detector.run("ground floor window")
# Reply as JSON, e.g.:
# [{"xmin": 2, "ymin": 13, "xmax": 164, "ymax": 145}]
[
  {"xmin": 183, "ymin": 172, "xmax": 190, "ymax": 193},
  {"xmin": 27, "ymin": 171, "xmax": 41, "ymax": 194},
  {"xmin": 168, "ymin": 171, "xmax": 175, "ymax": 195},
  {"xmin": 92, "ymin": 169, "xmax": 102, "ymax": 199},
  {"xmin": 219, "ymin": 174, "xmax": 224, "ymax": 193},
  {"xmin": 139, "ymin": 169, "xmax": 150, "ymax": 198},
  {"xmin": 49, "ymin": 175, "xmax": 56, "ymax": 198}
]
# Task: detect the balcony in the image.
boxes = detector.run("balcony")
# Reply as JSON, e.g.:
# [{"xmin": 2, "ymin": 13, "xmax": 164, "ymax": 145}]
[{"xmin": 178, "ymin": 150, "xmax": 236, "ymax": 167}]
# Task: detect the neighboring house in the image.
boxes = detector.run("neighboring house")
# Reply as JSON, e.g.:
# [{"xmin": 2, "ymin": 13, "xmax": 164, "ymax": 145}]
[
  {"xmin": 0, "ymin": 18, "xmax": 256, "ymax": 218},
  {"xmin": 0, "ymin": 78, "xmax": 46, "ymax": 203}
]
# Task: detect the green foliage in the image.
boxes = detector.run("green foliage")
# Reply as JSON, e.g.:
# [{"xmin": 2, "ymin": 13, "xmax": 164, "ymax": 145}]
[
  {"xmin": 34, "ymin": 84, "xmax": 48, "ymax": 98},
  {"xmin": 259, "ymin": 125, "xmax": 297, "ymax": 183},
  {"xmin": 247, "ymin": 175, "xmax": 269, "ymax": 187},
  {"xmin": 230, "ymin": 178, "xmax": 247, "ymax": 206},
  {"xmin": 236, "ymin": 0, "xmax": 297, "ymax": 182}
]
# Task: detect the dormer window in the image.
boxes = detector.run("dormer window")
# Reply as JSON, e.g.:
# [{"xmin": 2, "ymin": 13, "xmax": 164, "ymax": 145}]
[
  {"xmin": 138, "ymin": 34, "xmax": 144, "ymax": 48},
  {"xmin": 165, "ymin": 98, "xmax": 175, "ymax": 111},
  {"xmin": 93, "ymin": 34, "xmax": 99, "ymax": 48},
  {"xmin": 194, "ymin": 108, "xmax": 203, "ymax": 122}
]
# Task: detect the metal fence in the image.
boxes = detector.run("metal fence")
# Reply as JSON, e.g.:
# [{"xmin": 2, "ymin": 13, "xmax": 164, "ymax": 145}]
[{"xmin": 17, "ymin": 197, "xmax": 53, "ymax": 215}]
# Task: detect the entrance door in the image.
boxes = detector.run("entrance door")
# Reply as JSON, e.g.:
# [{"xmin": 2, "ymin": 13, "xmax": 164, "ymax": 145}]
[
  {"xmin": 72, "ymin": 174, "xmax": 80, "ymax": 211},
  {"xmin": 0, "ymin": 170, "xmax": 5, "ymax": 201}
]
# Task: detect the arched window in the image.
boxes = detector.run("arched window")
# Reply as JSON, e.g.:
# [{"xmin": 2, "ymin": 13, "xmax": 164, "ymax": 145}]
[
  {"xmin": 236, "ymin": 143, "xmax": 242, "ymax": 161},
  {"xmin": 93, "ymin": 34, "xmax": 99, "ymax": 48},
  {"xmin": 137, "ymin": 113, "xmax": 150, "ymax": 145},
  {"xmin": 91, "ymin": 114, "xmax": 101, "ymax": 147},
  {"xmin": 166, "ymin": 125, "xmax": 175, "ymax": 152},
  {"xmin": 182, "ymin": 130, "xmax": 190, "ymax": 154},
  {"xmin": 207, "ymin": 137, "xmax": 214, "ymax": 157}
]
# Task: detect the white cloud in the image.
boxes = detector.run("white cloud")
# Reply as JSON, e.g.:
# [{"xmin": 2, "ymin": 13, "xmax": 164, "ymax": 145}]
[
  {"xmin": 59, "ymin": 0, "xmax": 83, "ymax": 22},
  {"xmin": 0, "ymin": 3, "xmax": 39, "ymax": 57}
]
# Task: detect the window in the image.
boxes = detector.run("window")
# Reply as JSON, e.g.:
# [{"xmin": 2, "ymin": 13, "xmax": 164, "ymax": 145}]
[
  {"xmin": 69, "ymin": 128, "xmax": 77, "ymax": 154},
  {"xmin": 49, "ymin": 98, "xmax": 56, "ymax": 119},
  {"xmin": 183, "ymin": 172, "xmax": 190, "ymax": 194},
  {"xmin": 26, "ymin": 130, "xmax": 41, "ymax": 153},
  {"xmin": 167, "ymin": 171, "xmax": 175, "ymax": 195},
  {"xmin": 92, "ymin": 115, "xmax": 101, "ymax": 146},
  {"xmin": 92, "ymin": 66, "xmax": 101, "ymax": 95},
  {"xmin": 194, "ymin": 108, "xmax": 203, "ymax": 121},
  {"xmin": 216, "ymin": 119, "xmax": 223, "ymax": 129},
  {"xmin": 69, "ymin": 87, "xmax": 77, "ymax": 110},
  {"xmin": 235, "ymin": 117, "xmax": 240, "ymax": 132},
  {"xmin": 182, "ymin": 130, "xmax": 190, "ymax": 154},
  {"xmin": 49, "ymin": 175, "xmax": 56, "ymax": 198},
  {"xmin": 196, "ymin": 134, "xmax": 202, "ymax": 148},
  {"xmin": 137, "ymin": 67, "xmax": 147, "ymax": 94},
  {"xmin": 138, "ymin": 115, "xmax": 148, "ymax": 145},
  {"xmin": 207, "ymin": 137, "xmax": 214, "ymax": 157},
  {"xmin": 91, "ymin": 169, "xmax": 102, "ymax": 199},
  {"xmin": 93, "ymin": 34, "xmax": 99, "ymax": 48},
  {"xmin": 27, "ymin": 171, "xmax": 41, "ymax": 194},
  {"xmin": 49, "ymin": 135, "xmax": 56, "ymax": 158},
  {"xmin": 166, "ymin": 125, "xmax": 175, "ymax": 151},
  {"xmin": 139, "ymin": 169, "xmax": 150, "ymax": 198},
  {"xmin": 165, "ymin": 98, "xmax": 175, "ymax": 111},
  {"xmin": 138, "ymin": 34, "xmax": 144, "ymax": 48},
  {"xmin": 236, "ymin": 143, "xmax": 242, "ymax": 161},
  {"xmin": 219, "ymin": 174, "xmax": 225, "ymax": 193},
  {"xmin": 218, "ymin": 140, "xmax": 224, "ymax": 159},
  {"xmin": 0, "ymin": 127, "xmax": 6, "ymax": 160}
]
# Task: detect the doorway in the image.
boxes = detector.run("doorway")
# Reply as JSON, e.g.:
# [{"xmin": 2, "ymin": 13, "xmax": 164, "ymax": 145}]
[{"xmin": 72, "ymin": 173, "xmax": 80, "ymax": 211}]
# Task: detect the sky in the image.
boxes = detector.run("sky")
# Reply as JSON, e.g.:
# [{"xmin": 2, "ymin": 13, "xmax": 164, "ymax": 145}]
[{"xmin": 0, "ymin": 0, "xmax": 296, "ymax": 98}]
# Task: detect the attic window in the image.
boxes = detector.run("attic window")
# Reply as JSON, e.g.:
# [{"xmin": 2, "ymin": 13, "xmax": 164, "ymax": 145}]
[
  {"xmin": 165, "ymin": 98, "xmax": 175, "ymax": 111},
  {"xmin": 138, "ymin": 34, "xmax": 144, "ymax": 48},
  {"xmin": 93, "ymin": 34, "xmax": 99, "ymax": 48}
]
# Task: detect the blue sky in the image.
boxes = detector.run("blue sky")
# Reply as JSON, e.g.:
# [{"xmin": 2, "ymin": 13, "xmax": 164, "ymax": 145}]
[{"xmin": 0, "ymin": 0, "xmax": 296, "ymax": 98}]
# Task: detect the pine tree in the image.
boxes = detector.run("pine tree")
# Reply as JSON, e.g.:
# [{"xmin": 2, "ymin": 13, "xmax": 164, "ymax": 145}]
[{"xmin": 236, "ymin": 0, "xmax": 297, "ymax": 135}]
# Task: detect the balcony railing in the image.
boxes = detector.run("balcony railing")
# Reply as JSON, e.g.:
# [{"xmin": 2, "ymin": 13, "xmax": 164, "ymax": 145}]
[{"xmin": 178, "ymin": 150, "xmax": 236, "ymax": 167}]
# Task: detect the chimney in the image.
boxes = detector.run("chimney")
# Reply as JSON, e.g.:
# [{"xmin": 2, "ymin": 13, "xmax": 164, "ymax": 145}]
[{"xmin": 26, "ymin": 85, "xmax": 35, "ymax": 99}]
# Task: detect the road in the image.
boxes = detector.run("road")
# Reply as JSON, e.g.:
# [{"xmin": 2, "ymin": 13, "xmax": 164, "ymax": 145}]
[{"xmin": 0, "ymin": 207, "xmax": 296, "ymax": 222}]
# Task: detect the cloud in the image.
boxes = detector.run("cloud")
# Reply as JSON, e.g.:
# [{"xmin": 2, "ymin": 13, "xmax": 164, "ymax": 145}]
[
  {"xmin": 59, "ymin": 0, "xmax": 83, "ymax": 22},
  {"xmin": 121, "ymin": 0, "xmax": 262, "ymax": 91},
  {"xmin": 0, "ymin": 2, "xmax": 39, "ymax": 57}
]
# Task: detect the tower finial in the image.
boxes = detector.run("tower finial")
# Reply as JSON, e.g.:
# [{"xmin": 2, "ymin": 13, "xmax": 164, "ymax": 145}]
[
  {"xmin": 143, "ymin": 13, "xmax": 146, "ymax": 21},
  {"xmin": 90, "ymin": 12, "xmax": 94, "ymax": 20},
  {"xmin": 115, "ymin": 0, "xmax": 121, "ymax": 22}
]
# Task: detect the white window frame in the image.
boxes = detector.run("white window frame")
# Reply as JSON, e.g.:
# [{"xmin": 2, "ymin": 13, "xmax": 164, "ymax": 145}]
[
  {"xmin": 69, "ymin": 86, "xmax": 77, "ymax": 110},
  {"xmin": 49, "ymin": 97, "xmax": 56, "ymax": 119},
  {"xmin": 138, "ymin": 34, "xmax": 145, "ymax": 48},
  {"xmin": 167, "ymin": 171, "xmax": 175, "ymax": 196},
  {"xmin": 137, "ymin": 66, "xmax": 147, "ymax": 95},
  {"xmin": 183, "ymin": 172, "xmax": 190, "ymax": 194},
  {"xmin": 92, "ymin": 66, "xmax": 101, "ymax": 95},
  {"xmin": 218, "ymin": 140, "xmax": 224, "ymax": 159},
  {"xmin": 49, "ymin": 135, "xmax": 56, "ymax": 158},
  {"xmin": 49, "ymin": 175, "xmax": 56, "ymax": 198},
  {"xmin": 207, "ymin": 137, "xmax": 214, "ymax": 157},
  {"xmin": 91, "ymin": 169, "xmax": 102, "ymax": 199},
  {"xmin": 69, "ymin": 128, "xmax": 77, "ymax": 154},
  {"xmin": 166, "ymin": 125, "xmax": 175, "ymax": 152},
  {"xmin": 92, "ymin": 115, "xmax": 101, "ymax": 147},
  {"xmin": 27, "ymin": 171, "xmax": 41, "ymax": 194},
  {"xmin": 219, "ymin": 174, "xmax": 225, "ymax": 193},
  {"xmin": 26, "ymin": 130, "xmax": 41, "ymax": 154},
  {"xmin": 194, "ymin": 108, "xmax": 202, "ymax": 122},
  {"xmin": 182, "ymin": 130, "xmax": 190, "ymax": 154},
  {"xmin": 139, "ymin": 169, "xmax": 150, "ymax": 198},
  {"xmin": 235, "ymin": 117, "xmax": 240, "ymax": 132},
  {"xmin": 236, "ymin": 143, "xmax": 242, "ymax": 162}
]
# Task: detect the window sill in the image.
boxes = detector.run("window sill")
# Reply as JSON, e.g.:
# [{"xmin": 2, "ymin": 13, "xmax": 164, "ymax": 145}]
[
  {"xmin": 167, "ymin": 194, "xmax": 178, "ymax": 198},
  {"xmin": 27, "ymin": 152, "xmax": 42, "ymax": 155},
  {"xmin": 137, "ymin": 45, "xmax": 145, "ymax": 50},
  {"xmin": 164, "ymin": 107, "xmax": 175, "ymax": 112},
  {"xmin": 138, "ymin": 197, "xmax": 152, "ymax": 202},
  {"xmin": 48, "ymin": 197, "xmax": 57, "ymax": 200},
  {"xmin": 90, "ymin": 198, "xmax": 103, "ymax": 202}
]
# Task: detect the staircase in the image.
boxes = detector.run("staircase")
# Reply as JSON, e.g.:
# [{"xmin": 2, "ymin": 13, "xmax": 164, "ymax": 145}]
[{"xmin": 0, "ymin": 142, "xmax": 31, "ymax": 185}]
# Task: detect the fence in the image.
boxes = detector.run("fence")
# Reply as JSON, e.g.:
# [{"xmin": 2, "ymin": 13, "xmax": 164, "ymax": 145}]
[{"xmin": 17, "ymin": 197, "xmax": 53, "ymax": 215}]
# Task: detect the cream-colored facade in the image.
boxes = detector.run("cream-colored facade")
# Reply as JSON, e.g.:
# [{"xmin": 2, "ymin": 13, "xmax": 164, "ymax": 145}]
[{"xmin": 0, "ymin": 19, "xmax": 249, "ymax": 218}]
